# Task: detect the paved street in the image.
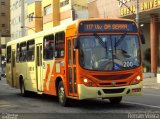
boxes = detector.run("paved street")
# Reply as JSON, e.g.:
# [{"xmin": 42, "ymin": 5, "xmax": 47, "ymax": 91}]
[{"xmin": 0, "ymin": 78, "xmax": 160, "ymax": 119}]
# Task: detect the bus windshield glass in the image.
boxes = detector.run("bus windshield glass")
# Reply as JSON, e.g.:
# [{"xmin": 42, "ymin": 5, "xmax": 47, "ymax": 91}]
[{"xmin": 78, "ymin": 34, "xmax": 140, "ymax": 71}]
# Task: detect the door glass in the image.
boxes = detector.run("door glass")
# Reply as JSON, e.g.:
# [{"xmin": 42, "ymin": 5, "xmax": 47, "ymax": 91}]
[
  {"xmin": 68, "ymin": 40, "xmax": 72, "ymax": 64},
  {"xmin": 74, "ymin": 67, "xmax": 77, "ymax": 93},
  {"xmin": 73, "ymin": 39, "xmax": 76, "ymax": 65},
  {"xmin": 68, "ymin": 68, "xmax": 73, "ymax": 93},
  {"xmin": 37, "ymin": 46, "xmax": 40, "ymax": 66},
  {"xmin": 40, "ymin": 45, "xmax": 42, "ymax": 66}
]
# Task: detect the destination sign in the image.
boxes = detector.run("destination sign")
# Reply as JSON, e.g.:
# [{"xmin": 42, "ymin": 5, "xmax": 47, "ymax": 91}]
[{"xmin": 78, "ymin": 20, "xmax": 138, "ymax": 33}]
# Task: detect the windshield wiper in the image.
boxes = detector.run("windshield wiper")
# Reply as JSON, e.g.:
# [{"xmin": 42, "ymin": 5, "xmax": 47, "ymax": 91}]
[
  {"xmin": 115, "ymin": 31, "xmax": 128, "ymax": 47},
  {"xmin": 93, "ymin": 33, "xmax": 106, "ymax": 48}
]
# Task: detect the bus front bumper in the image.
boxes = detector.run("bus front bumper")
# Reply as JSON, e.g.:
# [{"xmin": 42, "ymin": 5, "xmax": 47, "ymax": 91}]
[{"xmin": 78, "ymin": 82, "xmax": 142, "ymax": 100}]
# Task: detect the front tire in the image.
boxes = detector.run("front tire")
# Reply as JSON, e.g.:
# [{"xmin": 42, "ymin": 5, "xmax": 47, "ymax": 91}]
[
  {"xmin": 109, "ymin": 97, "xmax": 122, "ymax": 104},
  {"xmin": 58, "ymin": 81, "xmax": 69, "ymax": 106}
]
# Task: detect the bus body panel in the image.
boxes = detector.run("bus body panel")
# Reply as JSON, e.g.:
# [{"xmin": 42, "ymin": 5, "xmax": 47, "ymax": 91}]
[
  {"xmin": 78, "ymin": 82, "xmax": 142, "ymax": 100},
  {"xmin": 26, "ymin": 61, "xmax": 37, "ymax": 91}
]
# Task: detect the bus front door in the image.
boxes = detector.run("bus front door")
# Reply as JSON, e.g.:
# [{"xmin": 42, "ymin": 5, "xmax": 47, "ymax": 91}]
[
  {"xmin": 36, "ymin": 44, "xmax": 43, "ymax": 92},
  {"xmin": 67, "ymin": 38, "xmax": 78, "ymax": 97}
]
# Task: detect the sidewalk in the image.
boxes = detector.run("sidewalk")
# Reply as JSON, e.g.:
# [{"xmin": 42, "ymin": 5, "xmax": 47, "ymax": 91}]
[{"xmin": 143, "ymin": 73, "xmax": 160, "ymax": 89}]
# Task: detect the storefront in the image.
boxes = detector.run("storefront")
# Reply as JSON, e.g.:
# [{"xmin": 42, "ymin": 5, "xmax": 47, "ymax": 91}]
[{"xmin": 88, "ymin": 0, "xmax": 160, "ymax": 74}]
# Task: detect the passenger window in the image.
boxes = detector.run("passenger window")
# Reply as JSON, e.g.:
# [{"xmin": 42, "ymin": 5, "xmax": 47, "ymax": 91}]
[
  {"xmin": 43, "ymin": 34, "xmax": 54, "ymax": 60},
  {"xmin": 55, "ymin": 32, "xmax": 65, "ymax": 58},
  {"xmin": 16, "ymin": 44, "xmax": 20, "ymax": 62},
  {"xmin": 7, "ymin": 46, "xmax": 11, "ymax": 63},
  {"xmin": 27, "ymin": 40, "xmax": 35, "ymax": 61},
  {"xmin": 19, "ymin": 42, "xmax": 27, "ymax": 62}
]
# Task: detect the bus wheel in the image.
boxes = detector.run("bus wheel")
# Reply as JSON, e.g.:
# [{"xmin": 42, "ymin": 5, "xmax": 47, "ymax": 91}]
[
  {"xmin": 58, "ymin": 81, "xmax": 68, "ymax": 106},
  {"xmin": 109, "ymin": 97, "xmax": 122, "ymax": 104}
]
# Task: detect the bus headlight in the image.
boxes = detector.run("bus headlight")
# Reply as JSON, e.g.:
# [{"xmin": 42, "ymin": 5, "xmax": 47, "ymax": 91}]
[
  {"xmin": 83, "ymin": 78, "xmax": 97, "ymax": 87},
  {"xmin": 130, "ymin": 75, "xmax": 142, "ymax": 85},
  {"xmin": 83, "ymin": 78, "xmax": 88, "ymax": 83},
  {"xmin": 136, "ymin": 76, "xmax": 141, "ymax": 80}
]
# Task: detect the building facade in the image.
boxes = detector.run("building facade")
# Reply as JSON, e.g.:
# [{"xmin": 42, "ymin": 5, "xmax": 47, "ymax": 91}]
[
  {"xmin": 0, "ymin": 0, "xmax": 10, "ymax": 57},
  {"xmin": 10, "ymin": 0, "xmax": 28, "ymax": 40},
  {"xmin": 26, "ymin": 0, "xmax": 88, "ymax": 34},
  {"xmin": 27, "ymin": 1, "xmax": 42, "ymax": 34},
  {"xmin": 88, "ymin": 0, "xmax": 160, "ymax": 74}
]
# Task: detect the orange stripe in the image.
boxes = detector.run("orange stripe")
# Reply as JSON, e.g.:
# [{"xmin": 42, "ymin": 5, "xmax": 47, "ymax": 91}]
[{"xmin": 43, "ymin": 64, "xmax": 50, "ymax": 92}]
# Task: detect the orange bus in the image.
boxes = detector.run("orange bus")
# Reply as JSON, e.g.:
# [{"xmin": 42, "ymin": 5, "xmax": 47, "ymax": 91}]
[{"xmin": 6, "ymin": 18, "xmax": 145, "ymax": 106}]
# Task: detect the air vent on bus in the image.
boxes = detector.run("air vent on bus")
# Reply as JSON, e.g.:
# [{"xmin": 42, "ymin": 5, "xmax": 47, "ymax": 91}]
[
  {"xmin": 103, "ymin": 88, "xmax": 125, "ymax": 94},
  {"xmin": 93, "ymin": 73, "xmax": 133, "ymax": 80},
  {"xmin": 99, "ymin": 82, "xmax": 127, "ymax": 86}
]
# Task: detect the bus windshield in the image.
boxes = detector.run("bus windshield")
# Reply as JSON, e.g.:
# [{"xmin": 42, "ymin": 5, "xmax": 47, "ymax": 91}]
[{"xmin": 78, "ymin": 34, "xmax": 140, "ymax": 71}]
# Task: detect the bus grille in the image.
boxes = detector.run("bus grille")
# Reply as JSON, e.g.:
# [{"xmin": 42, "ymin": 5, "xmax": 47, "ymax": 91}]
[
  {"xmin": 103, "ymin": 88, "xmax": 125, "ymax": 94},
  {"xmin": 99, "ymin": 82, "xmax": 127, "ymax": 86},
  {"xmin": 93, "ymin": 73, "xmax": 133, "ymax": 80}
]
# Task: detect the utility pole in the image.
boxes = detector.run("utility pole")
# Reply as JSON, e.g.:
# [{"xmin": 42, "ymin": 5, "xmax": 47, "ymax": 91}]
[{"xmin": 135, "ymin": 0, "xmax": 139, "ymax": 28}]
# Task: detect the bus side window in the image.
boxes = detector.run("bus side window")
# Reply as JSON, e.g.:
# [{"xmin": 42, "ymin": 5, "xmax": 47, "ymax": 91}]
[
  {"xmin": 55, "ymin": 31, "xmax": 65, "ymax": 58},
  {"xmin": 16, "ymin": 44, "xmax": 20, "ymax": 62},
  {"xmin": 19, "ymin": 42, "xmax": 27, "ymax": 62},
  {"xmin": 7, "ymin": 46, "xmax": 11, "ymax": 63},
  {"xmin": 43, "ymin": 34, "xmax": 54, "ymax": 60},
  {"xmin": 27, "ymin": 40, "xmax": 35, "ymax": 61}
]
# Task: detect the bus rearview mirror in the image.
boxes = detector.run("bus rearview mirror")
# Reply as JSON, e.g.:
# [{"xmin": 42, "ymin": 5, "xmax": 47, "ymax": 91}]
[{"xmin": 139, "ymin": 31, "xmax": 145, "ymax": 44}]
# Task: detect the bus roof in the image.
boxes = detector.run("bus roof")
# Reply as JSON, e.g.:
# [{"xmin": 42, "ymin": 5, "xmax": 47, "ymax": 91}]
[{"xmin": 7, "ymin": 18, "xmax": 136, "ymax": 46}]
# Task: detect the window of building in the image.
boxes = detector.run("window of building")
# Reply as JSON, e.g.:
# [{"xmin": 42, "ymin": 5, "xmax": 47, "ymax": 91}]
[
  {"xmin": 19, "ymin": 16, "xmax": 21, "ymax": 22},
  {"xmin": 1, "ymin": 44, "xmax": 6, "ymax": 49},
  {"xmin": 28, "ymin": 13, "xmax": 34, "ymax": 22},
  {"xmin": 15, "ymin": 1, "xmax": 18, "ymax": 9},
  {"xmin": 19, "ymin": 42, "xmax": 27, "ymax": 62},
  {"xmin": 7, "ymin": 46, "xmax": 11, "ymax": 63},
  {"xmin": 19, "ymin": 31, "xmax": 22, "ymax": 37},
  {"xmin": 43, "ymin": 34, "xmax": 54, "ymax": 60},
  {"xmin": 1, "ymin": 13, "xmax": 5, "ymax": 16},
  {"xmin": 19, "ymin": 0, "xmax": 21, "ymax": 7},
  {"xmin": 16, "ymin": 31, "xmax": 19, "ymax": 39},
  {"xmin": 12, "ymin": 18, "xmax": 14, "ymax": 24},
  {"xmin": 1, "ymin": 1, "xmax": 5, "ymax": 5},
  {"xmin": 13, "ymin": 3, "xmax": 16, "ymax": 10},
  {"xmin": 55, "ymin": 32, "xmax": 65, "ymax": 58},
  {"xmin": 60, "ymin": 0, "xmax": 69, "ymax": 7},
  {"xmin": 1, "ymin": 24, "xmax": 5, "ymax": 27},
  {"xmin": 44, "ymin": 4, "xmax": 52, "ymax": 15},
  {"xmin": 27, "ymin": 40, "xmax": 35, "ymax": 61}
]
